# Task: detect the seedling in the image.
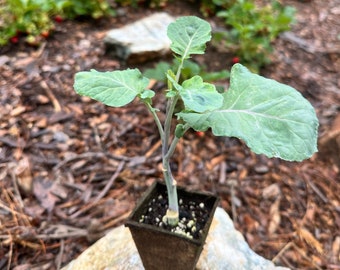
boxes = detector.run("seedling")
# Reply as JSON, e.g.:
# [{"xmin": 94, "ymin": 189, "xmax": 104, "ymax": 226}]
[{"xmin": 74, "ymin": 16, "xmax": 318, "ymax": 226}]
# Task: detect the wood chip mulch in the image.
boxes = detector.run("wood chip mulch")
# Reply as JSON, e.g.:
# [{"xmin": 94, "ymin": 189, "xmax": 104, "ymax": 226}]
[{"xmin": 0, "ymin": 1, "xmax": 339, "ymax": 269}]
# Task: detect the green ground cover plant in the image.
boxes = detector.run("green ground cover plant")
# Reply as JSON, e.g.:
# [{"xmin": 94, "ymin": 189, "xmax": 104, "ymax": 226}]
[
  {"xmin": 214, "ymin": 0, "xmax": 295, "ymax": 71},
  {"xmin": 0, "ymin": 0, "xmax": 114, "ymax": 45},
  {"xmin": 74, "ymin": 16, "xmax": 318, "ymax": 226}
]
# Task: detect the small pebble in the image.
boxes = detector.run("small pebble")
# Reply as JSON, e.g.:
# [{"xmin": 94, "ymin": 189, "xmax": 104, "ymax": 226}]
[{"xmin": 187, "ymin": 220, "xmax": 195, "ymax": 228}]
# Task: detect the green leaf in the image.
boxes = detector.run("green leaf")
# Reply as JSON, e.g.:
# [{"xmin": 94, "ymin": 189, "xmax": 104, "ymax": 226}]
[
  {"xmin": 178, "ymin": 64, "xmax": 319, "ymax": 161},
  {"xmin": 74, "ymin": 69, "xmax": 149, "ymax": 107},
  {"xmin": 140, "ymin": 89, "xmax": 155, "ymax": 100},
  {"xmin": 166, "ymin": 74, "xmax": 223, "ymax": 113},
  {"xmin": 144, "ymin": 62, "xmax": 171, "ymax": 81},
  {"xmin": 175, "ymin": 124, "xmax": 186, "ymax": 138},
  {"xmin": 167, "ymin": 16, "xmax": 211, "ymax": 59},
  {"xmin": 179, "ymin": 76, "xmax": 223, "ymax": 113}
]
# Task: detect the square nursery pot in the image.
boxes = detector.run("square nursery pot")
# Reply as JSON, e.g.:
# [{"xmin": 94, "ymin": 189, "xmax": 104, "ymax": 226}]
[{"xmin": 125, "ymin": 181, "xmax": 219, "ymax": 270}]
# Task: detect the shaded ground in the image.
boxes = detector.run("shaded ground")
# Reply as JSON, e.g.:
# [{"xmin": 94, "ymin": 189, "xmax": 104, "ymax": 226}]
[{"xmin": 0, "ymin": 0, "xmax": 339, "ymax": 269}]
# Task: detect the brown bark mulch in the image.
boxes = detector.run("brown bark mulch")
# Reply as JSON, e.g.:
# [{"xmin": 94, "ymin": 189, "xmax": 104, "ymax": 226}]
[{"xmin": 0, "ymin": 0, "xmax": 339, "ymax": 269}]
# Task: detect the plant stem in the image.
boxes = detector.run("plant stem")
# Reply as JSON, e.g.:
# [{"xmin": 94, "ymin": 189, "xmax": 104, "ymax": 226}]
[
  {"xmin": 165, "ymin": 124, "xmax": 190, "ymax": 161},
  {"xmin": 144, "ymin": 102, "xmax": 164, "ymax": 140},
  {"xmin": 162, "ymin": 57, "xmax": 187, "ymax": 226},
  {"xmin": 144, "ymin": 97, "xmax": 179, "ymax": 225},
  {"xmin": 162, "ymin": 96, "xmax": 179, "ymax": 225}
]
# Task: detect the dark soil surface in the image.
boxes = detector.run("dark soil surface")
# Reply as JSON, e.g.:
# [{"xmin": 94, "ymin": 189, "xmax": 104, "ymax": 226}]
[
  {"xmin": 131, "ymin": 182, "xmax": 217, "ymax": 240},
  {"xmin": 0, "ymin": 0, "xmax": 339, "ymax": 269}
]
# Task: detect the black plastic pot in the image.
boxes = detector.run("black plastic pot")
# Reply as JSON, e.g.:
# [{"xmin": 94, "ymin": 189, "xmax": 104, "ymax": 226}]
[{"xmin": 125, "ymin": 181, "xmax": 219, "ymax": 270}]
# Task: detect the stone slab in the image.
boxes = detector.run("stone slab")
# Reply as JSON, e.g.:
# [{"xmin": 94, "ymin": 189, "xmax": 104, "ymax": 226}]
[
  {"xmin": 62, "ymin": 207, "xmax": 290, "ymax": 270},
  {"xmin": 104, "ymin": 12, "xmax": 175, "ymax": 63}
]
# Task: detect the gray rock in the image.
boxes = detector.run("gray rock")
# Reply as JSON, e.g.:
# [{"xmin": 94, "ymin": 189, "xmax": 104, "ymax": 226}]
[
  {"xmin": 104, "ymin": 12, "xmax": 175, "ymax": 63},
  {"xmin": 62, "ymin": 207, "xmax": 289, "ymax": 270}
]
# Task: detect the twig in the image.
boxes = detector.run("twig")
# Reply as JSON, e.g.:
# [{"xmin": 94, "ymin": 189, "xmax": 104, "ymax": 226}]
[
  {"xmin": 91, "ymin": 123, "xmax": 103, "ymax": 150},
  {"xmin": 219, "ymin": 161, "xmax": 227, "ymax": 184},
  {"xmin": 53, "ymin": 151, "xmax": 132, "ymax": 171},
  {"xmin": 0, "ymin": 200, "xmax": 23, "ymax": 217},
  {"xmin": 69, "ymin": 161, "xmax": 125, "ymax": 219},
  {"xmin": 53, "ymin": 152, "xmax": 107, "ymax": 171},
  {"xmin": 280, "ymin": 31, "xmax": 340, "ymax": 55},
  {"xmin": 7, "ymin": 237, "xmax": 13, "ymax": 270},
  {"xmin": 280, "ymin": 32, "xmax": 317, "ymax": 54},
  {"xmin": 56, "ymin": 239, "xmax": 64, "ymax": 270},
  {"xmin": 145, "ymin": 140, "xmax": 161, "ymax": 158},
  {"xmin": 92, "ymin": 161, "xmax": 125, "ymax": 205},
  {"xmin": 10, "ymin": 171, "xmax": 24, "ymax": 208},
  {"xmin": 40, "ymin": 80, "xmax": 62, "ymax": 112},
  {"xmin": 227, "ymin": 179, "xmax": 238, "ymax": 223},
  {"xmin": 304, "ymin": 174, "xmax": 328, "ymax": 203},
  {"xmin": 0, "ymin": 230, "xmax": 87, "ymax": 242},
  {"xmin": 291, "ymin": 242, "xmax": 323, "ymax": 270},
  {"xmin": 272, "ymin": 241, "xmax": 293, "ymax": 264},
  {"xmin": 32, "ymin": 41, "xmax": 46, "ymax": 58},
  {"xmin": 102, "ymin": 211, "xmax": 131, "ymax": 230}
]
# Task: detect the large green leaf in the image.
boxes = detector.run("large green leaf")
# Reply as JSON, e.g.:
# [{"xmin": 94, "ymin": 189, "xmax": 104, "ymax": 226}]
[
  {"xmin": 74, "ymin": 69, "xmax": 149, "ymax": 107},
  {"xmin": 178, "ymin": 64, "xmax": 319, "ymax": 161},
  {"xmin": 167, "ymin": 16, "xmax": 211, "ymax": 59}
]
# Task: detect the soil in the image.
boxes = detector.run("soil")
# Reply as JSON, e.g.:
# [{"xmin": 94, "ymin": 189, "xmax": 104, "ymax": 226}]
[
  {"xmin": 0, "ymin": 0, "xmax": 339, "ymax": 270},
  {"xmin": 132, "ymin": 182, "xmax": 217, "ymax": 240}
]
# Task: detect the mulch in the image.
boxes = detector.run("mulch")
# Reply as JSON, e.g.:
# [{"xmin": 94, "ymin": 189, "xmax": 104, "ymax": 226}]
[{"xmin": 0, "ymin": 0, "xmax": 339, "ymax": 269}]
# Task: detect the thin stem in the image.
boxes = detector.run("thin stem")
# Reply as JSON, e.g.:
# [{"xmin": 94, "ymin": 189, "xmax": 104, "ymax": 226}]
[
  {"xmin": 144, "ymin": 101, "xmax": 164, "ymax": 141},
  {"xmin": 165, "ymin": 124, "xmax": 190, "ymax": 161},
  {"xmin": 175, "ymin": 57, "xmax": 185, "ymax": 82},
  {"xmin": 162, "ymin": 56, "xmax": 184, "ymax": 159}
]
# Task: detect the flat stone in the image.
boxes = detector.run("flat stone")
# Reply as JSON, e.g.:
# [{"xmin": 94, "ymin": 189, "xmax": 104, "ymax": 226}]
[
  {"xmin": 104, "ymin": 12, "xmax": 175, "ymax": 63},
  {"xmin": 62, "ymin": 207, "xmax": 290, "ymax": 270}
]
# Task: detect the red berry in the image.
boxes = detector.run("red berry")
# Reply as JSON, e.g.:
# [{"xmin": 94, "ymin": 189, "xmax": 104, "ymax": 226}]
[
  {"xmin": 195, "ymin": 131, "xmax": 204, "ymax": 137},
  {"xmin": 10, "ymin": 36, "xmax": 19, "ymax": 43},
  {"xmin": 54, "ymin": 15, "xmax": 63, "ymax": 23},
  {"xmin": 232, "ymin": 57, "xmax": 240, "ymax": 64},
  {"xmin": 41, "ymin": 31, "xmax": 49, "ymax": 38}
]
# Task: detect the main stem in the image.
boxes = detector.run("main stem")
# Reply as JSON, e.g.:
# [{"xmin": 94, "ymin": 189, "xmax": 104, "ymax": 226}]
[
  {"xmin": 162, "ymin": 96, "xmax": 180, "ymax": 226},
  {"xmin": 162, "ymin": 58, "xmax": 187, "ymax": 226},
  {"xmin": 145, "ymin": 57, "xmax": 187, "ymax": 226}
]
